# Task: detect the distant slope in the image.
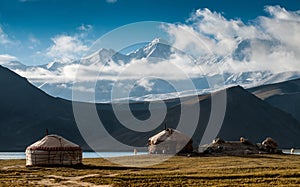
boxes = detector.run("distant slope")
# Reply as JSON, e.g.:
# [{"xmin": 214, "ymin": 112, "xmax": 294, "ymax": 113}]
[
  {"xmin": 1, "ymin": 65, "xmax": 300, "ymax": 151},
  {"xmin": 249, "ymin": 78, "xmax": 300, "ymax": 121},
  {"xmin": 249, "ymin": 78, "xmax": 300, "ymax": 99}
]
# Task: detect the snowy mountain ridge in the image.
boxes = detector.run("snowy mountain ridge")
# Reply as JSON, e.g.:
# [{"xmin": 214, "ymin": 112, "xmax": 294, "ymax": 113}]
[{"xmin": 2, "ymin": 38, "xmax": 300, "ymax": 102}]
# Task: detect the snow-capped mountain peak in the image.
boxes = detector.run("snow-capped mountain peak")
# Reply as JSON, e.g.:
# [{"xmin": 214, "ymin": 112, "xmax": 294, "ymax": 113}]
[
  {"xmin": 128, "ymin": 38, "xmax": 175, "ymax": 60},
  {"xmin": 144, "ymin": 38, "xmax": 169, "ymax": 49},
  {"xmin": 45, "ymin": 61, "xmax": 65, "ymax": 71},
  {"xmin": 80, "ymin": 48, "xmax": 131, "ymax": 66}
]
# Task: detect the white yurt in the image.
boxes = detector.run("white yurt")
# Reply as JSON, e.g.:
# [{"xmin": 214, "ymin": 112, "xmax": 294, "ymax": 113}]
[
  {"xmin": 26, "ymin": 134, "xmax": 82, "ymax": 166},
  {"xmin": 148, "ymin": 128, "xmax": 193, "ymax": 154}
]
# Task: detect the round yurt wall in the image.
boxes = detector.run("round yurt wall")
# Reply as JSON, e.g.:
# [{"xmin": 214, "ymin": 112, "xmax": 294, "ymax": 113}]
[{"xmin": 25, "ymin": 134, "xmax": 82, "ymax": 166}]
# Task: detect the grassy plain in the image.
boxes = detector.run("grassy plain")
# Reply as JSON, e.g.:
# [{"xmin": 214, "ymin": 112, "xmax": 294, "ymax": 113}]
[{"xmin": 0, "ymin": 154, "xmax": 300, "ymax": 186}]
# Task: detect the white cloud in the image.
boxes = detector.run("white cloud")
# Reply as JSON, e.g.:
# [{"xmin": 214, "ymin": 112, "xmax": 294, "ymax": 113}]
[
  {"xmin": 165, "ymin": 24, "xmax": 216, "ymax": 56},
  {"xmin": 19, "ymin": 0, "xmax": 38, "ymax": 2},
  {"xmin": 106, "ymin": 0, "xmax": 117, "ymax": 3},
  {"xmin": 0, "ymin": 27, "xmax": 13, "ymax": 45},
  {"xmin": 29, "ymin": 35, "xmax": 40, "ymax": 45},
  {"xmin": 15, "ymin": 67, "xmax": 64, "ymax": 83},
  {"xmin": 164, "ymin": 6, "xmax": 300, "ymax": 75},
  {"xmin": 28, "ymin": 35, "xmax": 41, "ymax": 50},
  {"xmin": 166, "ymin": 8, "xmax": 268, "ymax": 57},
  {"xmin": 0, "ymin": 54, "xmax": 18, "ymax": 65},
  {"xmin": 46, "ymin": 35, "xmax": 89, "ymax": 63},
  {"xmin": 136, "ymin": 79, "xmax": 154, "ymax": 92},
  {"xmin": 77, "ymin": 24, "xmax": 93, "ymax": 32},
  {"xmin": 265, "ymin": 5, "xmax": 299, "ymax": 21},
  {"xmin": 260, "ymin": 6, "xmax": 300, "ymax": 54}
]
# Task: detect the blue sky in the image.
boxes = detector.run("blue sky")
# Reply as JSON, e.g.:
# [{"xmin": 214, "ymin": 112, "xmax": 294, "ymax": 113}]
[{"xmin": 0, "ymin": 0, "xmax": 299, "ymax": 65}]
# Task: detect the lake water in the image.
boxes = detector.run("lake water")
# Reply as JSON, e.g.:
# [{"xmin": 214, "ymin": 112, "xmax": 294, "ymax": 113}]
[
  {"xmin": 282, "ymin": 149, "xmax": 300, "ymax": 155},
  {"xmin": 0, "ymin": 152, "xmax": 147, "ymax": 160},
  {"xmin": 0, "ymin": 150, "xmax": 299, "ymax": 159}
]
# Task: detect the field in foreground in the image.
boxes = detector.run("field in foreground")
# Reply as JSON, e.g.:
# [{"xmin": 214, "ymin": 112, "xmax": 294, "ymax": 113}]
[{"xmin": 0, "ymin": 154, "xmax": 300, "ymax": 186}]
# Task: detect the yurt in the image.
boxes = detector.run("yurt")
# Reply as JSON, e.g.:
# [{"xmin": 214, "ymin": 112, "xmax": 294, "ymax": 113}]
[
  {"xmin": 148, "ymin": 128, "xmax": 193, "ymax": 154},
  {"xmin": 26, "ymin": 134, "xmax": 82, "ymax": 166}
]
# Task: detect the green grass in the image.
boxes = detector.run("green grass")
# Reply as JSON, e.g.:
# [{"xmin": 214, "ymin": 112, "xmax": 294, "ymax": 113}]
[{"xmin": 0, "ymin": 154, "xmax": 300, "ymax": 186}]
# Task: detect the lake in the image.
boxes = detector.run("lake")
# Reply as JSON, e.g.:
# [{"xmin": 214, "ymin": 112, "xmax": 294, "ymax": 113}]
[
  {"xmin": 0, "ymin": 150, "xmax": 299, "ymax": 159},
  {"xmin": 282, "ymin": 149, "xmax": 300, "ymax": 155},
  {"xmin": 0, "ymin": 152, "xmax": 148, "ymax": 160}
]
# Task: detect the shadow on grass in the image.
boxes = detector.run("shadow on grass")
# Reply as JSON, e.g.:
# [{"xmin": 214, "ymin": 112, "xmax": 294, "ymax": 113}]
[
  {"xmin": 26, "ymin": 164, "xmax": 159, "ymax": 171},
  {"xmin": 74, "ymin": 164, "xmax": 139, "ymax": 170},
  {"xmin": 231, "ymin": 154, "xmax": 285, "ymax": 159},
  {"xmin": 198, "ymin": 153, "xmax": 285, "ymax": 159}
]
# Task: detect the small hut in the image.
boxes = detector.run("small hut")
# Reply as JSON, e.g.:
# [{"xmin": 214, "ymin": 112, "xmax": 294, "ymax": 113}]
[
  {"xmin": 148, "ymin": 128, "xmax": 193, "ymax": 154},
  {"xmin": 25, "ymin": 134, "xmax": 82, "ymax": 166}
]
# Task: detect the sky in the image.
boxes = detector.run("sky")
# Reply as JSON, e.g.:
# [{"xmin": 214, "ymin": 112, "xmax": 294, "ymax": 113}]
[{"xmin": 0, "ymin": 0, "xmax": 300, "ymax": 65}]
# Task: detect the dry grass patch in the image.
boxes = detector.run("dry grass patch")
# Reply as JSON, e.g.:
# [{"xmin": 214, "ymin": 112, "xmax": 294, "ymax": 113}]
[{"xmin": 0, "ymin": 154, "xmax": 300, "ymax": 186}]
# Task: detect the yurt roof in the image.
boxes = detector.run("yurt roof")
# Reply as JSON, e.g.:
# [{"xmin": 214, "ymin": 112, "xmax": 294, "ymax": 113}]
[
  {"xmin": 26, "ymin": 134, "xmax": 81, "ymax": 151},
  {"xmin": 148, "ymin": 128, "xmax": 191, "ymax": 145}
]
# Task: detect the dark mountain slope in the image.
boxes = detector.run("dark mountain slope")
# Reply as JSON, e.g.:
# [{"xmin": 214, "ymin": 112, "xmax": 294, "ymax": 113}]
[
  {"xmin": 249, "ymin": 78, "xmax": 300, "ymax": 121},
  {"xmin": 217, "ymin": 86, "xmax": 300, "ymax": 147},
  {"xmin": 1, "ymin": 65, "xmax": 300, "ymax": 151},
  {"xmin": 92, "ymin": 86, "xmax": 300, "ymax": 149},
  {"xmin": 0, "ymin": 66, "xmax": 86, "ymax": 150}
]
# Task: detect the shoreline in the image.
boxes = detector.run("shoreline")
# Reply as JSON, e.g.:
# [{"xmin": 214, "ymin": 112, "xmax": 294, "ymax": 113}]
[
  {"xmin": 0, "ymin": 149, "xmax": 299, "ymax": 160},
  {"xmin": 1, "ymin": 151, "xmax": 299, "ymax": 161}
]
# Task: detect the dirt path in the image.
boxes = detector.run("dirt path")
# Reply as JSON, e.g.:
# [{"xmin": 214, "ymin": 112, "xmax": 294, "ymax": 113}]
[
  {"xmin": 35, "ymin": 174, "xmax": 112, "ymax": 187},
  {"xmin": 1, "ymin": 165, "xmax": 114, "ymax": 186},
  {"xmin": 1, "ymin": 164, "xmax": 25, "ymax": 170}
]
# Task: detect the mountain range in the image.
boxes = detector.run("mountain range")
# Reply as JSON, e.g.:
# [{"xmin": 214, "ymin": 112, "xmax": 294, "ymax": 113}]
[
  {"xmin": 1, "ymin": 38, "xmax": 300, "ymax": 103},
  {"xmin": 1, "ymin": 65, "xmax": 300, "ymax": 151}
]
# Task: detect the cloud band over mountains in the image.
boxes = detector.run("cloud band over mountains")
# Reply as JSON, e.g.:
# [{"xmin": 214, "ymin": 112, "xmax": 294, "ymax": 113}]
[{"xmin": 1, "ymin": 6, "xmax": 300, "ymax": 101}]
